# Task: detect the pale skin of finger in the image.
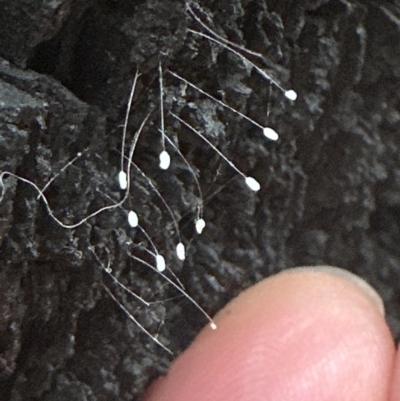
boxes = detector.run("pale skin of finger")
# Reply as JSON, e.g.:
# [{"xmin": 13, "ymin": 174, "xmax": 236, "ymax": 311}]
[
  {"xmin": 390, "ymin": 351, "xmax": 400, "ymax": 400},
  {"xmin": 144, "ymin": 267, "xmax": 396, "ymax": 401}
]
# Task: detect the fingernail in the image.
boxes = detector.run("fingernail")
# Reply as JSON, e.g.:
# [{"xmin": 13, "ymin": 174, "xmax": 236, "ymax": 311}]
[{"xmin": 282, "ymin": 266, "xmax": 385, "ymax": 316}]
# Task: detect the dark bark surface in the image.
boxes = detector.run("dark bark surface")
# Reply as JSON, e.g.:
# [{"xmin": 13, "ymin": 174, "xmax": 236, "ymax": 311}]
[{"xmin": 0, "ymin": 0, "xmax": 400, "ymax": 400}]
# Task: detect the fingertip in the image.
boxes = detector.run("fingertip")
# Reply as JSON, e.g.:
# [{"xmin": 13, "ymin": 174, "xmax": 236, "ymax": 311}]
[
  {"xmin": 281, "ymin": 265, "xmax": 385, "ymax": 316},
  {"xmin": 390, "ymin": 347, "xmax": 400, "ymax": 400},
  {"xmin": 144, "ymin": 267, "xmax": 395, "ymax": 401},
  {"xmin": 142, "ymin": 377, "xmax": 166, "ymax": 401}
]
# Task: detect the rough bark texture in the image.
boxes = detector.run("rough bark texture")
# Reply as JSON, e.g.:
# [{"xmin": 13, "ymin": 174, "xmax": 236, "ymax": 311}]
[{"xmin": 0, "ymin": 0, "xmax": 399, "ymax": 400}]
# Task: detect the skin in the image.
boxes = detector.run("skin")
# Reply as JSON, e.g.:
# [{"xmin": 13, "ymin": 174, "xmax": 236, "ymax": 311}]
[{"xmin": 143, "ymin": 266, "xmax": 400, "ymax": 401}]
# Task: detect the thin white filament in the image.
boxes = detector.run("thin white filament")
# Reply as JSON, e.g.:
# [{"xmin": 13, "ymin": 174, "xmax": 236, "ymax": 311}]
[
  {"xmin": 121, "ymin": 69, "xmax": 141, "ymax": 173},
  {"xmin": 168, "ymin": 70, "xmax": 279, "ymax": 140},
  {"xmin": 140, "ymin": 247, "xmax": 185, "ymax": 290},
  {"xmin": 103, "ymin": 285, "xmax": 173, "ymax": 355},
  {"xmin": 170, "ymin": 112, "xmax": 261, "ymax": 192},
  {"xmin": 185, "ymin": 2, "xmax": 264, "ymax": 60},
  {"xmin": 127, "ymin": 160, "xmax": 184, "ymax": 251},
  {"xmin": 187, "ymin": 28, "xmax": 296, "ymax": 100},
  {"xmin": 39, "ymin": 152, "xmax": 83, "ymax": 198},
  {"xmin": 128, "ymin": 251, "xmax": 217, "ymax": 330},
  {"xmin": 162, "ymin": 132, "xmax": 205, "ymax": 229},
  {"xmin": 0, "ymin": 113, "xmax": 150, "ymax": 229},
  {"xmin": 159, "ymin": 60, "xmax": 166, "ymax": 150},
  {"xmin": 89, "ymin": 246, "xmax": 150, "ymax": 307},
  {"xmin": 92, "ymin": 188, "xmax": 178, "ymax": 288}
]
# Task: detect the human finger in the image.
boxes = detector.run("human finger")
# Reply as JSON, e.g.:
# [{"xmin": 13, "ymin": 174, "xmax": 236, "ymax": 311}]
[{"xmin": 144, "ymin": 266, "xmax": 395, "ymax": 401}]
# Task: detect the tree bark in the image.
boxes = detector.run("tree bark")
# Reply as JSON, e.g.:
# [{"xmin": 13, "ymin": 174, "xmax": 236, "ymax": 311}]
[{"xmin": 0, "ymin": 1, "xmax": 399, "ymax": 400}]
